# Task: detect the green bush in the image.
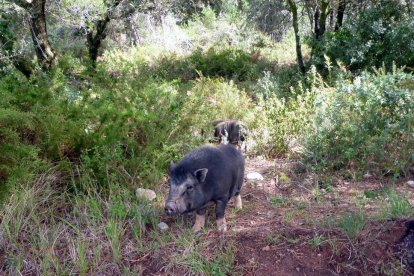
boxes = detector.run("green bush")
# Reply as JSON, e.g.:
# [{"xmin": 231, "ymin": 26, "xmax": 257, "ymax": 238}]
[
  {"xmin": 70, "ymin": 77, "xmax": 186, "ymax": 188},
  {"xmin": 310, "ymin": 0, "xmax": 414, "ymax": 71},
  {"xmin": 255, "ymin": 67, "xmax": 319, "ymax": 155},
  {"xmin": 0, "ymin": 53, "xmax": 257, "ymax": 194},
  {"xmin": 0, "ymin": 70, "xmax": 87, "ymax": 195},
  {"xmin": 174, "ymin": 77, "xmax": 253, "ymax": 146},
  {"xmin": 0, "ymin": 108, "xmax": 41, "ymax": 198},
  {"xmin": 152, "ymin": 47, "xmax": 263, "ymax": 82},
  {"xmin": 307, "ymin": 69, "xmax": 414, "ymax": 175},
  {"xmin": 190, "ymin": 48, "xmax": 256, "ymax": 81},
  {"xmin": 102, "ymin": 46, "xmax": 266, "ymax": 83}
]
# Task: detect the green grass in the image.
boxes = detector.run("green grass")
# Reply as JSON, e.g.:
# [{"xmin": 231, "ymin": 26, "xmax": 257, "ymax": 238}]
[
  {"xmin": 308, "ymin": 233, "xmax": 326, "ymax": 249},
  {"xmin": 269, "ymin": 196, "xmax": 288, "ymax": 207},
  {"xmin": 338, "ymin": 210, "xmax": 367, "ymax": 239},
  {"xmin": 379, "ymin": 190, "xmax": 414, "ymax": 220},
  {"xmin": 161, "ymin": 228, "xmax": 235, "ymax": 275},
  {"xmin": 265, "ymin": 231, "xmax": 301, "ymax": 246},
  {"xmin": 0, "ymin": 168, "xmax": 158, "ymax": 274},
  {"xmin": 0, "ymin": 164, "xmax": 236, "ymax": 275},
  {"xmin": 104, "ymin": 219, "xmax": 125, "ymax": 264}
]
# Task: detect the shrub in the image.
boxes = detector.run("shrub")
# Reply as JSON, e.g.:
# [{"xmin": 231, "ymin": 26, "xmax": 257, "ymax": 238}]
[
  {"xmin": 102, "ymin": 46, "xmax": 267, "ymax": 83},
  {"xmin": 174, "ymin": 77, "xmax": 253, "ymax": 147},
  {"xmin": 153, "ymin": 47, "xmax": 265, "ymax": 82},
  {"xmin": 190, "ymin": 48, "xmax": 257, "ymax": 81},
  {"xmin": 306, "ymin": 69, "xmax": 414, "ymax": 175},
  {"xmin": 0, "ymin": 70, "xmax": 87, "ymax": 195},
  {"xmin": 310, "ymin": 0, "xmax": 414, "ymax": 71},
  {"xmin": 0, "ymin": 55, "xmax": 258, "ymax": 193},
  {"xmin": 74, "ymin": 78, "xmax": 185, "ymax": 188},
  {"xmin": 0, "ymin": 108, "xmax": 41, "ymax": 198},
  {"xmin": 254, "ymin": 67, "xmax": 319, "ymax": 156},
  {"xmin": 247, "ymin": 0, "xmax": 291, "ymax": 41}
]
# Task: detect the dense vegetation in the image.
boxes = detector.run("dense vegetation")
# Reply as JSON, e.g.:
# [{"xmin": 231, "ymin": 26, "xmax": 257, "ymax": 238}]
[{"xmin": 0, "ymin": 0, "xmax": 413, "ymax": 274}]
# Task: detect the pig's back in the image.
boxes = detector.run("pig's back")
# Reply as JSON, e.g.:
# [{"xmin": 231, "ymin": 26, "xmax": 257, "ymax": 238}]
[
  {"xmin": 177, "ymin": 145, "xmax": 227, "ymax": 171},
  {"xmin": 175, "ymin": 145, "xmax": 244, "ymax": 198}
]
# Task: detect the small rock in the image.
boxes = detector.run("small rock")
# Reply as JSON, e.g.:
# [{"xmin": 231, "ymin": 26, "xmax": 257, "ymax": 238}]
[
  {"xmin": 407, "ymin": 180, "xmax": 414, "ymax": 188},
  {"xmin": 247, "ymin": 172, "xmax": 264, "ymax": 181},
  {"xmin": 363, "ymin": 173, "xmax": 373, "ymax": 179},
  {"xmin": 136, "ymin": 188, "xmax": 156, "ymax": 201},
  {"xmin": 262, "ymin": 245, "xmax": 271, "ymax": 251},
  {"xmin": 158, "ymin": 222, "xmax": 169, "ymax": 231},
  {"xmin": 296, "ymin": 267, "xmax": 300, "ymax": 272}
]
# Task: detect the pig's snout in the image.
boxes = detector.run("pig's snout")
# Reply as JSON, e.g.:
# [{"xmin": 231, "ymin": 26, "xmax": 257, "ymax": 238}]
[{"xmin": 165, "ymin": 202, "xmax": 176, "ymax": 215}]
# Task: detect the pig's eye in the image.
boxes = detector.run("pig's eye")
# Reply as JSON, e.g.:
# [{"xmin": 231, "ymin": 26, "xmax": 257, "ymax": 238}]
[{"xmin": 187, "ymin": 185, "xmax": 194, "ymax": 192}]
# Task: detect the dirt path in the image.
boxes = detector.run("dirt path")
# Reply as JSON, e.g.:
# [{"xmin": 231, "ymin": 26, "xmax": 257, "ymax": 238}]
[
  {"xmin": 142, "ymin": 156, "xmax": 413, "ymax": 275},
  {"xmin": 230, "ymin": 156, "xmax": 411, "ymax": 275}
]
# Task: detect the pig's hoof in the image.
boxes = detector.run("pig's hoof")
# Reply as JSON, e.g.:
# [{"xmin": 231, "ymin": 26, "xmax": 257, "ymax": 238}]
[
  {"xmin": 235, "ymin": 195, "xmax": 242, "ymax": 209},
  {"xmin": 216, "ymin": 217, "xmax": 227, "ymax": 232},
  {"xmin": 192, "ymin": 226, "xmax": 203, "ymax": 233},
  {"xmin": 218, "ymin": 224, "xmax": 228, "ymax": 232},
  {"xmin": 192, "ymin": 213, "xmax": 205, "ymax": 233}
]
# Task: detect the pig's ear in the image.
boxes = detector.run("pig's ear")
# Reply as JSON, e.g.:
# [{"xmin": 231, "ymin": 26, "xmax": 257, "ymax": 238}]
[
  {"xmin": 194, "ymin": 168, "xmax": 208, "ymax": 183},
  {"xmin": 170, "ymin": 161, "xmax": 176, "ymax": 172}
]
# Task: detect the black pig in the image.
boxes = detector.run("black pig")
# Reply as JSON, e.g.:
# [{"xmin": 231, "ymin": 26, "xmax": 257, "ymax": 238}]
[
  {"xmin": 165, "ymin": 144, "xmax": 245, "ymax": 233},
  {"xmin": 213, "ymin": 120, "xmax": 249, "ymax": 150}
]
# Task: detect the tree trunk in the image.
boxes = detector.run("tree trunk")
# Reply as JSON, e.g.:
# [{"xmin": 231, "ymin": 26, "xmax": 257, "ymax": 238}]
[
  {"xmin": 29, "ymin": 0, "xmax": 56, "ymax": 68},
  {"xmin": 86, "ymin": 0, "xmax": 122, "ymax": 67},
  {"xmin": 315, "ymin": 0, "xmax": 329, "ymax": 39},
  {"xmin": 319, "ymin": 0, "xmax": 329, "ymax": 37},
  {"xmin": 335, "ymin": 0, "xmax": 346, "ymax": 31},
  {"xmin": 288, "ymin": 0, "xmax": 305, "ymax": 74},
  {"xmin": 314, "ymin": 8, "xmax": 320, "ymax": 37},
  {"xmin": 87, "ymin": 16, "xmax": 111, "ymax": 66},
  {"xmin": 329, "ymin": 10, "xmax": 334, "ymax": 30},
  {"xmin": 14, "ymin": 0, "xmax": 56, "ymax": 69},
  {"xmin": 304, "ymin": 3, "xmax": 315, "ymax": 33}
]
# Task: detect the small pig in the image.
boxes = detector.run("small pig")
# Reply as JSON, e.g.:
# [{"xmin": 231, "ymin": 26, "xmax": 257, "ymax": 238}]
[
  {"xmin": 165, "ymin": 144, "xmax": 245, "ymax": 233},
  {"xmin": 212, "ymin": 120, "xmax": 249, "ymax": 150}
]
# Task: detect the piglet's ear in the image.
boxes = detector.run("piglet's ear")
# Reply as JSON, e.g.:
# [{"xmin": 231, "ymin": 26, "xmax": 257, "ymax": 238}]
[
  {"xmin": 170, "ymin": 161, "xmax": 176, "ymax": 172},
  {"xmin": 194, "ymin": 168, "xmax": 208, "ymax": 183}
]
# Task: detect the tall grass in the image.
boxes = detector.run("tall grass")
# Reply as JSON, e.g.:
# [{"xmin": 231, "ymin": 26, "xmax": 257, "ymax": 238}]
[{"xmin": 0, "ymin": 167, "xmax": 160, "ymax": 274}]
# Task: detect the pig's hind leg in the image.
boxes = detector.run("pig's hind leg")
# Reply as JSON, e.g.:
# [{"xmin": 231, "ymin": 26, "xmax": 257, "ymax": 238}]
[
  {"xmin": 234, "ymin": 193, "xmax": 242, "ymax": 209},
  {"xmin": 192, "ymin": 208, "xmax": 206, "ymax": 233},
  {"xmin": 215, "ymin": 199, "xmax": 229, "ymax": 232}
]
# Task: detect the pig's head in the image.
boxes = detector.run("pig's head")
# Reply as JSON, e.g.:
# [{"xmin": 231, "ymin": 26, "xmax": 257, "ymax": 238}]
[{"xmin": 164, "ymin": 162, "xmax": 208, "ymax": 215}]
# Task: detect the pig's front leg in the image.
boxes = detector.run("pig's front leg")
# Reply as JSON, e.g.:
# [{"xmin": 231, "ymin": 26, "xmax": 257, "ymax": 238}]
[
  {"xmin": 215, "ymin": 199, "xmax": 228, "ymax": 232},
  {"xmin": 192, "ymin": 208, "xmax": 206, "ymax": 233}
]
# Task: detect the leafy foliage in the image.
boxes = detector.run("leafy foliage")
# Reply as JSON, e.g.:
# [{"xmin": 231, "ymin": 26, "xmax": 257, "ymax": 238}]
[
  {"xmin": 310, "ymin": 0, "xmax": 414, "ymax": 71},
  {"xmin": 307, "ymin": 69, "xmax": 414, "ymax": 175}
]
